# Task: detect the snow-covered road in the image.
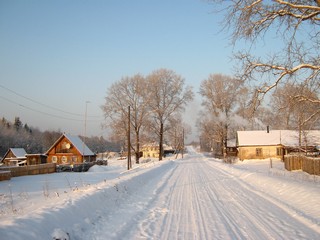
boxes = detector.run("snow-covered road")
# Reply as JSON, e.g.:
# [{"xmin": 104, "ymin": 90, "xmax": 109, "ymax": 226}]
[
  {"xmin": 1, "ymin": 147, "xmax": 319, "ymax": 239},
  {"xmin": 83, "ymin": 148, "xmax": 320, "ymax": 239}
]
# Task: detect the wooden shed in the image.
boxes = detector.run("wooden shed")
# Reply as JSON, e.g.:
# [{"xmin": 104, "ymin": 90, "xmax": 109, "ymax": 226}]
[
  {"xmin": 45, "ymin": 133, "xmax": 96, "ymax": 165},
  {"xmin": 1, "ymin": 148, "xmax": 27, "ymax": 166}
]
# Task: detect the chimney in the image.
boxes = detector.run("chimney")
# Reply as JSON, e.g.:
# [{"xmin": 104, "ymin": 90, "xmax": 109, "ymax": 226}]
[{"xmin": 267, "ymin": 126, "xmax": 269, "ymax": 133}]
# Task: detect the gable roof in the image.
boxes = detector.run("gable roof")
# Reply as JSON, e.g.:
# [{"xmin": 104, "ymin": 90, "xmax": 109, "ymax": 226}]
[
  {"xmin": 1, "ymin": 148, "xmax": 27, "ymax": 162},
  {"xmin": 9, "ymin": 148, "xmax": 27, "ymax": 157},
  {"xmin": 45, "ymin": 133, "xmax": 95, "ymax": 156},
  {"xmin": 237, "ymin": 130, "xmax": 320, "ymax": 147},
  {"xmin": 65, "ymin": 134, "xmax": 95, "ymax": 156}
]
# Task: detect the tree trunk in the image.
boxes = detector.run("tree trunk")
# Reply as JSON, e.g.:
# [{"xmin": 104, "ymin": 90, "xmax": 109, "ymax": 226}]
[
  {"xmin": 159, "ymin": 122, "xmax": 163, "ymax": 161},
  {"xmin": 135, "ymin": 133, "xmax": 140, "ymax": 164},
  {"xmin": 224, "ymin": 123, "xmax": 228, "ymax": 158}
]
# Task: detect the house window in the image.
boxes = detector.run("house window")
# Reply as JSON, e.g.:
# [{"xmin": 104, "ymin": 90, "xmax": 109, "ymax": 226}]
[
  {"xmin": 52, "ymin": 156, "xmax": 58, "ymax": 163},
  {"xmin": 72, "ymin": 156, "xmax": 78, "ymax": 163},
  {"xmin": 57, "ymin": 141, "xmax": 72, "ymax": 153},
  {"xmin": 256, "ymin": 148, "xmax": 262, "ymax": 157},
  {"xmin": 277, "ymin": 147, "xmax": 283, "ymax": 156},
  {"xmin": 61, "ymin": 156, "xmax": 67, "ymax": 164}
]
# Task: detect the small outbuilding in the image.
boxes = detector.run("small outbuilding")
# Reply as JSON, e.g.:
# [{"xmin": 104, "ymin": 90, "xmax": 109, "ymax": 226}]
[
  {"xmin": 26, "ymin": 154, "xmax": 48, "ymax": 165},
  {"xmin": 1, "ymin": 148, "xmax": 27, "ymax": 166}
]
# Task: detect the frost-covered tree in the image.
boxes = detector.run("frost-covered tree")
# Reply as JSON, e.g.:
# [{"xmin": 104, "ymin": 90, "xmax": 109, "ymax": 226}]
[
  {"xmin": 209, "ymin": 0, "xmax": 320, "ymax": 118},
  {"xmin": 146, "ymin": 69, "xmax": 194, "ymax": 160},
  {"xmin": 271, "ymin": 83, "xmax": 320, "ymax": 130},
  {"xmin": 0, "ymin": 117, "xmax": 46, "ymax": 156},
  {"xmin": 102, "ymin": 74, "xmax": 150, "ymax": 163},
  {"xmin": 199, "ymin": 74, "xmax": 247, "ymax": 155},
  {"xmin": 165, "ymin": 114, "xmax": 191, "ymax": 154},
  {"xmin": 14, "ymin": 117, "xmax": 22, "ymax": 131}
]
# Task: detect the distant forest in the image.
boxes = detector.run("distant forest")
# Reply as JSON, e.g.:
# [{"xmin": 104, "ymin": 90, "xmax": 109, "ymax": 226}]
[{"xmin": 0, "ymin": 117, "xmax": 120, "ymax": 158}]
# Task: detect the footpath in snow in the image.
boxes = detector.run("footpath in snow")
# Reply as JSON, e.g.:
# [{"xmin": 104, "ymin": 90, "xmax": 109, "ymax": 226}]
[{"xmin": 0, "ymin": 147, "xmax": 319, "ymax": 239}]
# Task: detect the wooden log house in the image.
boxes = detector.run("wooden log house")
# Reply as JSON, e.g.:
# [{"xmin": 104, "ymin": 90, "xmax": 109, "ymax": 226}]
[{"xmin": 45, "ymin": 133, "xmax": 96, "ymax": 165}]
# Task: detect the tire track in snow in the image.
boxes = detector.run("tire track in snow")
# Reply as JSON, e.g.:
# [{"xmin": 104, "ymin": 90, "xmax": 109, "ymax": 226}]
[
  {"xmin": 80, "ymin": 161, "xmax": 178, "ymax": 240},
  {"xmin": 204, "ymin": 159, "xmax": 320, "ymax": 239},
  {"xmin": 83, "ymin": 149, "xmax": 319, "ymax": 239},
  {"xmin": 138, "ymin": 160, "xmax": 195, "ymax": 239},
  {"xmin": 200, "ymin": 163, "xmax": 277, "ymax": 239},
  {"xmin": 185, "ymin": 157, "xmax": 252, "ymax": 239},
  {"xmin": 136, "ymin": 152, "xmax": 320, "ymax": 239},
  {"xmin": 137, "ymin": 157, "xmax": 233, "ymax": 239}
]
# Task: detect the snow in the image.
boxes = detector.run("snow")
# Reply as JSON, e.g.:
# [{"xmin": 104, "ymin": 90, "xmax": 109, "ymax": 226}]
[
  {"xmin": 8, "ymin": 148, "xmax": 27, "ymax": 158},
  {"xmin": 0, "ymin": 147, "xmax": 320, "ymax": 239},
  {"xmin": 237, "ymin": 130, "xmax": 320, "ymax": 146},
  {"xmin": 45, "ymin": 133, "xmax": 94, "ymax": 156}
]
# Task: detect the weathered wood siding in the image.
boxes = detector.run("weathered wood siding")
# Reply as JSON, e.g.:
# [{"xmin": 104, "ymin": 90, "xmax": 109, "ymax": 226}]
[
  {"xmin": 0, "ymin": 163, "xmax": 56, "ymax": 178},
  {"xmin": 0, "ymin": 171, "xmax": 11, "ymax": 181},
  {"xmin": 238, "ymin": 145, "xmax": 283, "ymax": 160},
  {"xmin": 284, "ymin": 155, "xmax": 320, "ymax": 176},
  {"xmin": 46, "ymin": 135, "xmax": 96, "ymax": 164},
  {"xmin": 26, "ymin": 154, "xmax": 47, "ymax": 165},
  {"xmin": 47, "ymin": 135, "xmax": 83, "ymax": 165},
  {"xmin": 284, "ymin": 155, "xmax": 302, "ymax": 170}
]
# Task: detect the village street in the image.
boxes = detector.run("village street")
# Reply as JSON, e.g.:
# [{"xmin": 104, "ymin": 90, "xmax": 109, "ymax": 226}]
[
  {"xmin": 81, "ymin": 148, "xmax": 320, "ymax": 240},
  {"xmin": 1, "ymin": 147, "xmax": 319, "ymax": 239}
]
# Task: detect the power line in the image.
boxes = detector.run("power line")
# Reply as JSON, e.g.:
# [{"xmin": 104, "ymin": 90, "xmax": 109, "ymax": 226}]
[
  {"xmin": 0, "ymin": 84, "xmax": 103, "ymax": 118},
  {"xmin": 0, "ymin": 96, "xmax": 83, "ymax": 121},
  {"xmin": 0, "ymin": 96, "xmax": 104, "ymax": 122}
]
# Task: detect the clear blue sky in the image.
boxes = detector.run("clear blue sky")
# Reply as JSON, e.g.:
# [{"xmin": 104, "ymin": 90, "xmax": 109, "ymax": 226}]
[{"xmin": 0, "ymin": 0, "xmax": 235, "ymax": 138}]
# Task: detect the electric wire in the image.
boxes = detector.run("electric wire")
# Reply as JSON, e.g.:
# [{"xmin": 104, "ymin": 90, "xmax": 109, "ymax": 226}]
[
  {"xmin": 0, "ymin": 96, "xmax": 85, "ymax": 121},
  {"xmin": 0, "ymin": 84, "xmax": 103, "ymax": 118}
]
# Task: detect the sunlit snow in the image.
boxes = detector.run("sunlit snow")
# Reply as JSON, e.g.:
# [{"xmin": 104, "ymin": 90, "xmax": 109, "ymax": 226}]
[{"xmin": 0, "ymin": 147, "xmax": 319, "ymax": 239}]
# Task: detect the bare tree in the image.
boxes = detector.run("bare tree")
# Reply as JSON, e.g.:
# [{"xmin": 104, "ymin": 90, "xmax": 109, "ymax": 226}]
[
  {"xmin": 209, "ymin": 0, "xmax": 320, "ymax": 114},
  {"xmin": 102, "ymin": 74, "xmax": 150, "ymax": 164},
  {"xmin": 199, "ymin": 74, "xmax": 245, "ymax": 156},
  {"xmin": 146, "ymin": 69, "xmax": 194, "ymax": 160},
  {"xmin": 197, "ymin": 113, "xmax": 220, "ymax": 152},
  {"xmin": 271, "ymin": 83, "xmax": 320, "ymax": 130},
  {"xmin": 166, "ymin": 114, "xmax": 191, "ymax": 154}
]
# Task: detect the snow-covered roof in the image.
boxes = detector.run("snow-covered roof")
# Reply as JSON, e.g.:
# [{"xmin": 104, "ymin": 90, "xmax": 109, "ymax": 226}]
[
  {"xmin": 1, "ymin": 148, "xmax": 27, "ymax": 163},
  {"xmin": 46, "ymin": 133, "xmax": 95, "ymax": 156},
  {"xmin": 8, "ymin": 148, "xmax": 27, "ymax": 158},
  {"xmin": 64, "ymin": 134, "xmax": 95, "ymax": 156},
  {"xmin": 237, "ymin": 130, "xmax": 320, "ymax": 147}
]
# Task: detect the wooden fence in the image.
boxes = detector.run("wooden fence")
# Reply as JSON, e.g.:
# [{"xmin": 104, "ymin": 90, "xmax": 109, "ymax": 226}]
[
  {"xmin": 0, "ymin": 171, "xmax": 11, "ymax": 181},
  {"xmin": 0, "ymin": 163, "xmax": 56, "ymax": 179},
  {"xmin": 284, "ymin": 155, "xmax": 320, "ymax": 176}
]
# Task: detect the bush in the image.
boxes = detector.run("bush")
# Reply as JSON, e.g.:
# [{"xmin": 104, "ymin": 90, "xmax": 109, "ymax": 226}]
[
  {"xmin": 73, "ymin": 162, "xmax": 95, "ymax": 172},
  {"xmin": 56, "ymin": 165, "xmax": 72, "ymax": 172},
  {"xmin": 223, "ymin": 156, "xmax": 238, "ymax": 164}
]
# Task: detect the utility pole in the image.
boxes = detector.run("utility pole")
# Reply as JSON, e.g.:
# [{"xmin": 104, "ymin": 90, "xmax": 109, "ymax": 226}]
[
  {"xmin": 182, "ymin": 128, "xmax": 184, "ymax": 158},
  {"xmin": 127, "ymin": 106, "xmax": 131, "ymax": 170},
  {"xmin": 83, "ymin": 101, "xmax": 90, "ymax": 162}
]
